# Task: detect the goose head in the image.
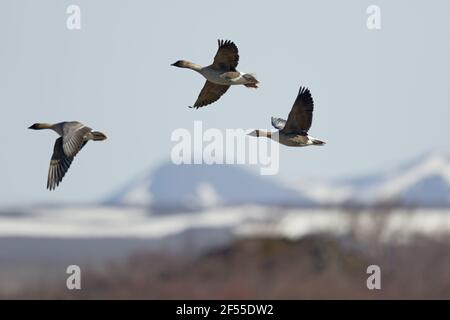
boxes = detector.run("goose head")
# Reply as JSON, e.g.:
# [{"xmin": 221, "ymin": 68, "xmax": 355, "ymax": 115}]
[
  {"xmin": 171, "ymin": 60, "xmax": 191, "ymax": 68},
  {"xmin": 247, "ymin": 130, "xmax": 263, "ymax": 137},
  {"xmin": 243, "ymin": 73, "xmax": 259, "ymax": 88},
  {"xmin": 28, "ymin": 123, "xmax": 52, "ymax": 130}
]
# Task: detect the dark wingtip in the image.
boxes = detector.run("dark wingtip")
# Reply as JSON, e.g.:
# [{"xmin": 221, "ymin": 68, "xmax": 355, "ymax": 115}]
[
  {"xmin": 299, "ymin": 86, "xmax": 311, "ymax": 95},
  {"xmin": 217, "ymin": 39, "xmax": 235, "ymax": 47}
]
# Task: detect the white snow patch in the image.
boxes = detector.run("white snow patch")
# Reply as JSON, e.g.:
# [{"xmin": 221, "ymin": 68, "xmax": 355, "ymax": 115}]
[{"xmin": 196, "ymin": 182, "xmax": 222, "ymax": 208}]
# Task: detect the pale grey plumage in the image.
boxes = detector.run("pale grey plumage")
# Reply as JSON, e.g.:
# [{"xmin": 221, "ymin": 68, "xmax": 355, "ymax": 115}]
[
  {"xmin": 171, "ymin": 39, "xmax": 259, "ymax": 109},
  {"xmin": 28, "ymin": 121, "xmax": 107, "ymax": 190}
]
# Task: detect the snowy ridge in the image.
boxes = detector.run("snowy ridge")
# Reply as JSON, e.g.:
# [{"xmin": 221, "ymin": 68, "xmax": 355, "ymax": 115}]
[
  {"xmin": 294, "ymin": 151, "xmax": 450, "ymax": 206},
  {"xmin": 111, "ymin": 152, "xmax": 450, "ymax": 208}
]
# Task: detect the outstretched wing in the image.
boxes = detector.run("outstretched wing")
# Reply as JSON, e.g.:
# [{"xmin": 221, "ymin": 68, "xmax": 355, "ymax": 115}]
[
  {"xmin": 62, "ymin": 122, "xmax": 92, "ymax": 158},
  {"xmin": 211, "ymin": 40, "xmax": 239, "ymax": 71},
  {"xmin": 282, "ymin": 87, "xmax": 314, "ymax": 134},
  {"xmin": 271, "ymin": 117, "xmax": 286, "ymax": 130},
  {"xmin": 47, "ymin": 138, "xmax": 87, "ymax": 190},
  {"xmin": 190, "ymin": 81, "xmax": 230, "ymax": 109},
  {"xmin": 47, "ymin": 138, "xmax": 73, "ymax": 190}
]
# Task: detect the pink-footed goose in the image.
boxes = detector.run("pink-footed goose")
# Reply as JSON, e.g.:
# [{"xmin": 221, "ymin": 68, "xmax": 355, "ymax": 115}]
[
  {"xmin": 171, "ymin": 39, "xmax": 259, "ymax": 109},
  {"xmin": 28, "ymin": 121, "xmax": 107, "ymax": 190},
  {"xmin": 248, "ymin": 87, "xmax": 326, "ymax": 147}
]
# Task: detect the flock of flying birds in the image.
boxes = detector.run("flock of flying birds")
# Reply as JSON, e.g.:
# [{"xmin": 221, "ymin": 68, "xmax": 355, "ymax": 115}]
[{"xmin": 29, "ymin": 40, "xmax": 325, "ymax": 190}]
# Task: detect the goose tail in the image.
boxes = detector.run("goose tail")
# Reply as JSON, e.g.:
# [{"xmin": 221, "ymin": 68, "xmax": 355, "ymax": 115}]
[
  {"xmin": 312, "ymin": 138, "xmax": 326, "ymax": 145},
  {"xmin": 91, "ymin": 131, "xmax": 107, "ymax": 141}
]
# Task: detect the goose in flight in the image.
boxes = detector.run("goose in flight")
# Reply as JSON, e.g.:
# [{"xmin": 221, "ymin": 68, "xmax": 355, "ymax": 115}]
[
  {"xmin": 171, "ymin": 39, "xmax": 259, "ymax": 109},
  {"xmin": 248, "ymin": 87, "xmax": 325, "ymax": 147},
  {"xmin": 28, "ymin": 121, "xmax": 107, "ymax": 190}
]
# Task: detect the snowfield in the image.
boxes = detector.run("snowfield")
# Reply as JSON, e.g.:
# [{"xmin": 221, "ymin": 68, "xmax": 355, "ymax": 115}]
[{"xmin": 1, "ymin": 205, "xmax": 450, "ymax": 243}]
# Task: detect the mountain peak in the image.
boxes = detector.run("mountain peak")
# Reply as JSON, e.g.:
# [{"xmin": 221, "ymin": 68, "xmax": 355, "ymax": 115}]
[
  {"xmin": 108, "ymin": 150, "xmax": 450, "ymax": 209},
  {"xmin": 292, "ymin": 150, "xmax": 450, "ymax": 207},
  {"xmin": 106, "ymin": 162, "xmax": 314, "ymax": 210}
]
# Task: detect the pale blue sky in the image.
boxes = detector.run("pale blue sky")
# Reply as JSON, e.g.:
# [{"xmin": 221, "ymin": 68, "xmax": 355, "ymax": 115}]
[{"xmin": 0, "ymin": 0, "xmax": 449, "ymax": 205}]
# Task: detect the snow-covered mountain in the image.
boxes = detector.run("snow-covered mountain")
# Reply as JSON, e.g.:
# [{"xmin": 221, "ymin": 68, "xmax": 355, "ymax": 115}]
[
  {"xmin": 106, "ymin": 163, "xmax": 314, "ymax": 209},
  {"xmin": 294, "ymin": 151, "xmax": 450, "ymax": 207},
  {"xmin": 107, "ymin": 151, "xmax": 450, "ymax": 209}
]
